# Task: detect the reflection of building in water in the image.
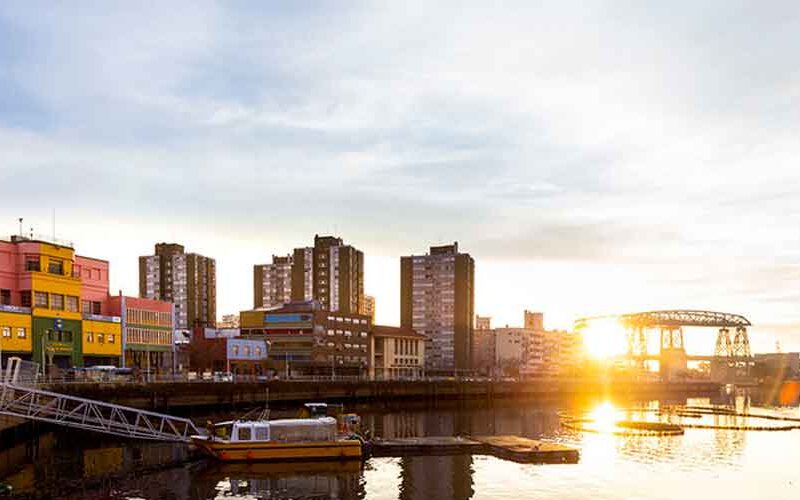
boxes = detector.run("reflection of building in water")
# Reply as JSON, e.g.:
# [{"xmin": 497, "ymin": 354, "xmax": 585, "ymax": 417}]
[{"xmin": 400, "ymin": 455, "xmax": 474, "ymax": 500}]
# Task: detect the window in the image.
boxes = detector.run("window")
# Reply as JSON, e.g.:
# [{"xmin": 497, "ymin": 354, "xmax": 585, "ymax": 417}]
[
  {"xmin": 0, "ymin": 289, "xmax": 10, "ymax": 305},
  {"xmin": 108, "ymin": 334, "xmax": 115, "ymax": 344},
  {"xmin": 25, "ymin": 256, "xmax": 40, "ymax": 272},
  {"xmin": 97, "ymin": 333, "xmax": 104, "ymax": 344},
  {"xmin": 238, "ymin": 427, "xmax": 252, "ymax": 441},
  {"xmin": 20, "ymin": 291, "xmax": 31, "ymax": 307},
  {"xmin": 91, "ymin": 301, "xmax": 101, "ymax": 315},
  {"xmin": 82, "ymin": 300, "xmax": 91, "ymax": 313},
  {"xmin": 255, "ymin": 427, "xmax": 268, "ymax": 441},
  {"xmin": 16, "ymin": 328, "xmax": 25, "ymax": 339},
  {"xmin": 1, "ymin": 327, "xmax": 10, "ymax": 338},
  {"xmin": 50, "ymin": 294, "xmax": 64, "ymax": 311},
  {"xmin": 48, "ymin": 259, "xmax": 64, "ymax": 275},
  {"xmin": 34, "ymin": 292, "xmax": 48, "ymax": 308},
  {"xmin": 66, "ymin": 296, "xmax": 78, "ymax": 312},
  {"xmin": 86, "ymin": 332, "xmax": 93, "ymax": 343}
]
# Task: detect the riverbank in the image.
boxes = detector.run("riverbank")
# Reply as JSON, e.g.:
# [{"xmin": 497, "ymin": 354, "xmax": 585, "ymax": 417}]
[{"xmin": 42, "ymin": 379, "xmax": 722, "ymax": 412}]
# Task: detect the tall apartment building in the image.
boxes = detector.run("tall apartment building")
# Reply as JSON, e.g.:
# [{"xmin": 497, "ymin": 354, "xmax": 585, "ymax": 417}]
[
  {"xmin": 401, "ymin": 242, "xmax": 475, "ymax": 374},
  {"xmin": 253, "ymin": 235, "xmax": 364, "ymax": 314},
  {"xmin": 363, "ymin": 295, "xmax": 376, "ymax": 321},
  {"xmin": 139, "ymin": 243, "xmax": 216, "ymax": 330},
  {"xmin": 253, "ymin": 255, "xmax": 293, "ymax": 309},
  {"xmin": 524, "ymin": 310, "xmax": 544, "ymax": 330}
]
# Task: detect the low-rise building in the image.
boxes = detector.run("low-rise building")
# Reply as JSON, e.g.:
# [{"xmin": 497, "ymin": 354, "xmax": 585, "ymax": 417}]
[
  {"xmin": 189, "ymin": 327, "xmax": 268, "ymax": 376},
  {"xmin": 108, "ymin": 295, "xmax": 175, "ymax": 374},
  {"xmin": 369, "ymin": 325, "xmax": 425, "ymax": 380},
  {"xmin": 240, "ymin": 300, "xmax": 370, "ymax": 378}
]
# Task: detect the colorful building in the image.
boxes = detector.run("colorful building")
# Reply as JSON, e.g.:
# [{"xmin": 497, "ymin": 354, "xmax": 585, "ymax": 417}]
[
  {"xmin": 107, "ymin": 295, "xmax": 175, "ymax": 374},
  {"xmin": 240, "ymin": 300, "xmax": 370, "ymax": 377},
  {"xmin": 0, "ymin": 236, "xmax": 122, "ymax": 369},
  {"xmin": 189, "ymin": 327, "xmax": 268, "ymax": 376}
]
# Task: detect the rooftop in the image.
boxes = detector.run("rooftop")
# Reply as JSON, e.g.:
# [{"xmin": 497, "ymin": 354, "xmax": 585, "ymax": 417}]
[{"xmin": 372, "ymin": 324, "xmax": 426, "ymax": 339}]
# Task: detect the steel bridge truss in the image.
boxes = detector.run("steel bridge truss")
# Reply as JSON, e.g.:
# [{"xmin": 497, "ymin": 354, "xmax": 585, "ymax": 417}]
[
  {"xmin": 0, "ymin": 358, "xmax": 202, "ymax": 443},
  {"xmin": 577, "ymin": 310, "xmax": 754, "ymax": 377}
]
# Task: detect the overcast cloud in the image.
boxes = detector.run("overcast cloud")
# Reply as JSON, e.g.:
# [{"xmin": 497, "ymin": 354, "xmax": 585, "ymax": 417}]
[{"xmin": 1, "ymin": 1, "xmax": 799, "ymax": 352}]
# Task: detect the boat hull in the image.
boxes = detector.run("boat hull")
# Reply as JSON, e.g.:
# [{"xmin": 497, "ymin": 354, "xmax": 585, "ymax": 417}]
[{"xmin": 191, "ymin": 437, "xmax": 363, "ymax": 462}]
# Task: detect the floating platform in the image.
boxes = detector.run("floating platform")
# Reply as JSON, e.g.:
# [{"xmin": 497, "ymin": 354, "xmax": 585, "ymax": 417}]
[{"xmin": 371, "ymin": 435, "xmax": 579, "ymax": 464}]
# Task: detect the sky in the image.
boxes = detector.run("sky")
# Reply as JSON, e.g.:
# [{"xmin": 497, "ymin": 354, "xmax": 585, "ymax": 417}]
[{"xmin": 0, "ymin": 1, "xmax": 799, "ymax": 354}]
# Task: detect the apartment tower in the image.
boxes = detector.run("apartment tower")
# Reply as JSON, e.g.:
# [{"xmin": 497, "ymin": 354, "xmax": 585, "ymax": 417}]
[
  {"xmin": 139, "ymin": 243, "xmax": 216, "ymax": 330},
  {"xmin": 400, "ymin": 242, "xmax": 475, "ymax": 374},
  {"xmin": 254, "ymin": 255, "xmax": 293, "ymax": 309},
  {"xmin": 266, "ymin": 235, "xmax": 365, "ymax": 314}
]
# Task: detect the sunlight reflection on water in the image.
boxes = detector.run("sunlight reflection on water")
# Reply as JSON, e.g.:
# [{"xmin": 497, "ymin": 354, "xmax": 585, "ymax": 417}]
[{"xmin": 6, "ymin": 394, "xmax": 800, "ymax": 499}]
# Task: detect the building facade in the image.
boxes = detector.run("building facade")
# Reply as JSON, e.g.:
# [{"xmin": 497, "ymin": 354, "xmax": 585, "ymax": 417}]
[
  {"xmin": 0, "ymin": 236, "xmax": 121, "ymax": 369},
  {"xmin": 108, "ymin": 295, "xmax": 175, "ymax": 374},
  {"xmin": 240, "ymin": 300, "xmax": 370, "ymax": 377},
  {"xmin": 253, "ymin": 255, "xmax": 293, "ymax": 309},
  {"xmin": 139, "ymin": 243, "xmax": 216, "ymax": 330},
  {"xmin": 369, "ymin": 325, "xmax": 425, "ymax": 380},
  {"xmin": 473, "ymin": 316, "xmax": 495, "ymax": 376},
  {"xmin": 189, "ymin": 327, "xmax": 268, "ymax": 376},
  {"xmin": 401, "ymin": 242, "xmax": 474, "ymax": 374},
  {"xmin": 286, "ymin": 235, "xmax": 364, "ymax": 314},
  {"xmin": 363, "ymin": 295, "xmax": 376, "ymax": 322},
  {"xmin": 524, "ymin": 310, "xmax": 544, "ymax": 330}
]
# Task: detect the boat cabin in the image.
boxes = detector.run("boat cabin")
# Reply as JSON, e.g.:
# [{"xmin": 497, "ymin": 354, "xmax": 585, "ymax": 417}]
[{"xmin": 231, "ymin": 421, "xmax": 270, "ymax": 442}]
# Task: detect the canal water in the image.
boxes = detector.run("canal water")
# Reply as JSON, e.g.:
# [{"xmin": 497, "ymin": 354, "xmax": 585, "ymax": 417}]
[{"xmin": 0, "ymin": 391, "xmax": 798, "ymax": 499}]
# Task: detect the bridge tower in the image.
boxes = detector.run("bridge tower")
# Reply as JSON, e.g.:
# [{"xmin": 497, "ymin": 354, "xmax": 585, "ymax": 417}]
[
  {"xmin": 713, "ymin": 326, "xmax": 753, "ymax": 382},
  {"xmin": 659, "ymin": 326, "xmax": 688, "ymax": 381},
  {"xmin": 626, "ymin": 326, "xmax": 647, "ymax": 369}
]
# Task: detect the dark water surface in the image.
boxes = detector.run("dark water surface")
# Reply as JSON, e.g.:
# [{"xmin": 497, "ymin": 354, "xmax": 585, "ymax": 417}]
[{"xmin": 0, "ymin": 392, "xmax": 798, "ymax": 499}]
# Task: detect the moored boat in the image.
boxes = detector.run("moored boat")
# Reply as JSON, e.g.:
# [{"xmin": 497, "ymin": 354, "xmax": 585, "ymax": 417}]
[{"xmin": 191, "ymin": 403, "xmax": 365, "ymax": 462}]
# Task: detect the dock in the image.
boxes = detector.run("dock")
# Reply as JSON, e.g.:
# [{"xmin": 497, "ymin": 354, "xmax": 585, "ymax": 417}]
[{"xmin": 371, "ymin": 435, "xmax": 579, "ymax": 464}]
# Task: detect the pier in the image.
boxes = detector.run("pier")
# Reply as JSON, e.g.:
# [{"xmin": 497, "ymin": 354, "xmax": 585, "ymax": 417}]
[{"xmin": 372, "ymin": 435, "xmax": 579, "ymax": 464}]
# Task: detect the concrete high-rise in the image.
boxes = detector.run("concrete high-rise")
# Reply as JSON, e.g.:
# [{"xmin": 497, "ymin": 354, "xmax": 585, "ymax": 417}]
[
  {"xmin": 139, "ymin": 243, "xmax": 216, "ymax": 330},
  {"xmin": 288, "ymin": 235, "xmax": 364, "ymax": 314},
  {"xmin": 524, "ymin": 310, "xmax": 544, "ymax": 330},
  {"xmin": 254, "ymin": 255, "xmax": 293, "ymax": 309},
  {"xmin": 363, "ymin": 295, "xmax": 376, "ymax": 321},
  {"xmin": 401, "ymin": 242, "xmax": 475, "ymax": 374}
]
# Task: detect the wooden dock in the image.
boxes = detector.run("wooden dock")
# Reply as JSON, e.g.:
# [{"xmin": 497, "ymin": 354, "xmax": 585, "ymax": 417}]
[{"xmin": 371, "ymin": 435, "xmax": 579, "ymax": 464}]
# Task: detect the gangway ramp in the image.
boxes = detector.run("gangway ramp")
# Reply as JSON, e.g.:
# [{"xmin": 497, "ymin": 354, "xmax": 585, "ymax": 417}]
[{"xmin": 0, "ymin": 357, "xmax": 202, "ymax": 443}]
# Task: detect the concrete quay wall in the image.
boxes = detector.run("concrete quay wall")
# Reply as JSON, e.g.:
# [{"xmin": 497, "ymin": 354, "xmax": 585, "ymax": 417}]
[{"xmin": 44, "ymin": 379, "xmax": 722, "ymax": 411}]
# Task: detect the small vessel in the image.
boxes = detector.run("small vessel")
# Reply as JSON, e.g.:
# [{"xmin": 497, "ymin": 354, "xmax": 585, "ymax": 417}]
[{"xmin": 191, "ymin": 403, "xmax": 365, "ymax": 462}]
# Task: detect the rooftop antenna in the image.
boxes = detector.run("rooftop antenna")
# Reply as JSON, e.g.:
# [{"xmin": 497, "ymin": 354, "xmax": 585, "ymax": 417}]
[{"xmin": 18, "ymin": 218, "xmax": 23, "ymax": 237}]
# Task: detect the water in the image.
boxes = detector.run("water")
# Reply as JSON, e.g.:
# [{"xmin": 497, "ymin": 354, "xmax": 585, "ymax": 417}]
[{"xmin": 1, "ymin": 393, "xmax": 799, "ymax": 499}]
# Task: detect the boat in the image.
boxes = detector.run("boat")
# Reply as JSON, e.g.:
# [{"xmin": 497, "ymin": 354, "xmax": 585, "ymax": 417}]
[{"xmin": 190, "ymin": 403, "xmax": 365, "ymax": 462}]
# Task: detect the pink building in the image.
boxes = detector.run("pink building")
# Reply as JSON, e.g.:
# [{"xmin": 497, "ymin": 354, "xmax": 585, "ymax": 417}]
[
  {"xmin": 74, "ymin": 256, "xmax": 110, "ymax": 315},
  {"xmin": 0, "ymin": 239, "xmax": 40, "ymax": 306}
]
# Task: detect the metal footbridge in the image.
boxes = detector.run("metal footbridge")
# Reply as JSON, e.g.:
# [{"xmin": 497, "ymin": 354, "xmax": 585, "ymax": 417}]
[{"xmin": 0, "ymin": 358, "xmax": 202, "ymax": 443}]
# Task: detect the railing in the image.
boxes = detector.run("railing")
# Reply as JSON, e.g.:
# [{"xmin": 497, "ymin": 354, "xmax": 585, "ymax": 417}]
[{"xmin": 0, "ymin": 358, "xmax": 202, "ymax": 442}]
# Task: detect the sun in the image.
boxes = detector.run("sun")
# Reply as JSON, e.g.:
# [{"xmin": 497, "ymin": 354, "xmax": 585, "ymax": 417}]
[{"xmin": 581, "ymin": 319, "xmax": 629, "ymax": 359}]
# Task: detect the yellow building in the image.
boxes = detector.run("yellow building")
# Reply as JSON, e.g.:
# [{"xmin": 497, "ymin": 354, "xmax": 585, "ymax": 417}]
[
  {"xmin": 82, "ymin": 317, "xmax": 122, "ymax": 364},
  {"xmin": 0, "ymin": 237, "xmax": 120, "ymax": 368},
  {"xmin": 0, "ymin": 307, "xmax": 32, "ymax": 357}
]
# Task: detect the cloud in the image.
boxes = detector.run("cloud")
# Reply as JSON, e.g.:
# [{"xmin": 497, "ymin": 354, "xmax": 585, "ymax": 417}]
[{"xmin": 1, "ymin": 1, "xmax": 800, "ymax": 347}]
